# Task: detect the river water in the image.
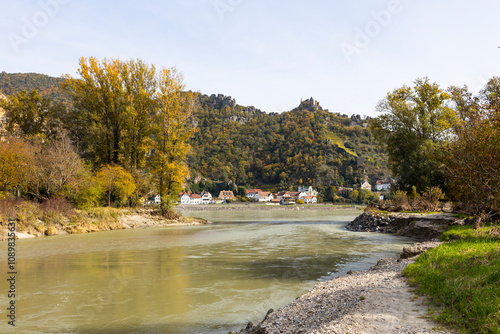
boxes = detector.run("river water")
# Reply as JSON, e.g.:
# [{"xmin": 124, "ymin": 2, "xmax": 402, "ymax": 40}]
[{"xmin": 0, "ymin": 209, "xmax": 414, "ymax": 333}]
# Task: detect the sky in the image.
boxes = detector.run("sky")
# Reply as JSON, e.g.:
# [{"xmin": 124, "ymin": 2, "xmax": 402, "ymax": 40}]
[{"xmin": 1, "ymin": 0, "xmax": 499, "ymax": 117}]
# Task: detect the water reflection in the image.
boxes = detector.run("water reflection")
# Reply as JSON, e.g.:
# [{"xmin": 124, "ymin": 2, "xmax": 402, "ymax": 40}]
[{"xmin": 0, "ymin": 211, "xmax": 414, "ymax": 333}]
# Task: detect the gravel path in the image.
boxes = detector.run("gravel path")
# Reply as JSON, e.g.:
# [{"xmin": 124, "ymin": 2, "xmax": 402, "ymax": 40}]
[{"xmin": 239, "ymin": 258, "xmax": 453, "ymax": 334}]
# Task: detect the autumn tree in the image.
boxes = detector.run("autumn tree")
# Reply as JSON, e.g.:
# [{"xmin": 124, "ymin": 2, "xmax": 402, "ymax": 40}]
[
  {"xmin": 96, "ymin": 165, "xmax": 136, "ymax": 207},
  {"xmin": 370, "ymin": 77, "xmax": 456, "ymax": 193},
  {"xmin": 446, "ymin": 79, "xmax": 500, "ymax": 218},
  {"xmin": 25, "ymin": 131, "xmax": 88, "ymax": 201},
  {"xmin": 63, "ymin": 57, "xmax": 157, "ymax": 168},
  {"xmin": 149, "ymin": 68, "xmax": 193, "ymax": 216},
  {"xmin": 0, "ymin": 137, "xmax": 32, "ymax": 196}
]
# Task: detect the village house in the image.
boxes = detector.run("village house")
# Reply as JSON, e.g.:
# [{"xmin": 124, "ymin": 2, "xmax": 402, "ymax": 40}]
[
  {"xmin": 375, "ymin": 179, "xmax": 392, "ymax": 191},
  {"xmin": 298, "ymin": 186, "xmax": 318, "ymax": 197},
  {"xmin": 189, "ymin": 194, "xmax": 202, "ymax": 205},
  {"xmin": 298, "ymin": 192, "xmax": 318, "ymax": 204},
  {"xmin": 361, "ymin": 180, "xmax": 372, "ymax": 191},
  {"xmin": 246, "ymin": 189, "xmax": 262, "ymax": 200},
  {"xmin": 256, "ymin": 191, "xmax": 274, "ymax": 202},
  {"xmin": 200, "ymin": 191, "xmax": 212, "ymax": 204},
  {"xmin": 179, "ymin": 193, "xmax": 190, "ymax": 205},
  {"xmin": 218, "ymin": 190, "xmax": 235, "ymax": 201},
  {"xmin": 146, "ymin": 194, "xmax": 161, "ymax": 205}
]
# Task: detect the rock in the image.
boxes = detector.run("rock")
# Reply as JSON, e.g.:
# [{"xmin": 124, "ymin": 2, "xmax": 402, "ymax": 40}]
[
  {"xmin": 400, "ymin": 242, "xmax": 441, "ymax": 259},
  {"xmin": 347, "ymin": 212, "xmax": 463, "ymax": 241}
]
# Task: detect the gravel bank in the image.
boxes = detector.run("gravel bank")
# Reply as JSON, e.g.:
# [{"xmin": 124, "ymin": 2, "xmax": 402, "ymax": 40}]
[{"xmin": 237, "ymin": 257, "xmax": 452, "ymax": 334}]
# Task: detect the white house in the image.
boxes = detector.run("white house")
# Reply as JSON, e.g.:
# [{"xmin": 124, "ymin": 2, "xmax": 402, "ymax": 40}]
[
  {"xmin": 298, "ymin": 186, "xmax": 318, "ymax": 196},
  {"xmin": 257, "ymin": 192, "xmax": 274, "ymax": 202},
  {"xmin": 298, "ymin": 192, "xmax": 309, "ymax": 199},
  {"xmin": 361, "ymin": 181, "xmax": 372, "ymax": 191},
  {"xmin": 180, "ymin": 193, "xmax": 190, "ymax": 205},
  {"xmin": 298, "ymin": 193, "xmax": 318, "ymax": 204},
  {"xmin": 146, "ymin": 194, "xmax": 161, "ymax": 205},
  {"xmin": 189, "ymin": 194, "xmax": 202, "ymax": 205},
  {"xmin": 375, "ymin": 180, "xmax": 391, "ymax": 191},
  {"xmin": 201, "ymin": 191, "xmax": 212, "ymax": 204},
  {"xmin": 246, "ymin": 189, "xmax": 262, "ymax": 200}
]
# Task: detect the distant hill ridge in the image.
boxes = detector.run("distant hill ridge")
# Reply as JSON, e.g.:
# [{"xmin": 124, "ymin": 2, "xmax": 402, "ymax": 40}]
[{"xmin": 0, "ymin": 72, "xmax": 389, "ymax": 188}]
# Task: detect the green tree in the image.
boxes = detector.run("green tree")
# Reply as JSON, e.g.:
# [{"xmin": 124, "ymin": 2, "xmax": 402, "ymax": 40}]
[
  {"xmin": 1, "ymin": 90, "xmax": 50, "ymax": 136},
  {"xmin": 445, "ymin": 78, "xmax": 500, "ymax": 217},
  {"xmin": 371, "ymin": 77, "xmax": 456, "ymax": 193},
  {"xmin": 149, "ymin": 68, "xmax": 193, "ymax": 215}
]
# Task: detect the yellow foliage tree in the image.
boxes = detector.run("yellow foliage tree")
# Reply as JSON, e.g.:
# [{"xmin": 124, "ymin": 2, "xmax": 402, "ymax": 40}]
[
  {"xmin": 0, "ymin": 137, "xmax": 32, "ymax": 196},
  {"xmin": 149, "ymin": 68, "xmax": 194, "ymax": 215},
  {"xmin": 96, "ymin": 165, "xmax": 136, "ymax": 207}
]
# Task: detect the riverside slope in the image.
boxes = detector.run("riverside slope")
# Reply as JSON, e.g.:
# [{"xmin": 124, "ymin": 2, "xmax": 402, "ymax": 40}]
[{"xmin": 235, "ymin": 212, "xmax": 463, "ymax": 334}]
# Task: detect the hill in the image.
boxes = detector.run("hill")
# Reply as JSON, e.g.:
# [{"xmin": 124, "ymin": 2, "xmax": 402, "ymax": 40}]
[
  {"xmin": 187, "ymin": 94, "xmax": 389, "ymax": 189},
  {"xmin": 0, "ymin": 72, "xmax": 390, "ymax": 190},
  {"xmin": 0, "ymin": 72, "xmax": 69, "ymax": 105}
]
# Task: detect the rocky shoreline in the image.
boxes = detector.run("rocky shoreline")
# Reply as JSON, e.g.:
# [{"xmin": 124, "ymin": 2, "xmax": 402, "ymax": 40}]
[
  {"xmin": 345, "ymin": 211, "xmax": 463, "ymax": 240},
  {"xmin": 236, "ymin": 256, "xmax": 449, "ymax": 334},
  {"xmin": 233, "ymin": 211, "xmax": 461, "ymax": 334}
]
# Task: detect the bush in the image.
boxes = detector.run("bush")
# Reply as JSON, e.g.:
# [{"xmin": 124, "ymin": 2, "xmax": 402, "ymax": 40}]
[
  {"xmin": 392, "ymin": 190, "xmax": 409, "ymax": 210},
  {"xmin": 45, "ymin": 226, "xmax": 58, "ymax": 236},
  {"xmin": 420, "ymin": 187, "xmax": 444, "ymax": 212},
  {"xmin": 296, "ymin": 199, "xmax": 305, "ymax": 204}
]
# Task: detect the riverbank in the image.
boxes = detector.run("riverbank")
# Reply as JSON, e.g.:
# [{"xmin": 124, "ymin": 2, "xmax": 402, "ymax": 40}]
[
  {"xmin": 0, "ymin": 208, "xmax": 210, "ymax": 241},
  {"xmin": 346, "ymin": 211, "xmax": 464, "ymax": 240},
  {"xmin": 176, "ymin": 203, "xmax": 363, "ymax": 212},
  {"xmin": 236, "ymin": 255, "xmax": 451, "ymax": 334},
  {"xmin": 233, "ymin": 210, "xmax": 464, "ymax": 334}
]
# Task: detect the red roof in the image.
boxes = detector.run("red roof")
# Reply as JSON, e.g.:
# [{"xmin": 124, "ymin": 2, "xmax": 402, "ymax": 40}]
[{"xmin": 190, "ymin": 194, "xmax": 202, "ymax": 198}]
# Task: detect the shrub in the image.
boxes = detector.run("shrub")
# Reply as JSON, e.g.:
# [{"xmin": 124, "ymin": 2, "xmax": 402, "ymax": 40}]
[
  {"xmin": 45, "ymin": 226, "xmax": 58, "ymax": 236},
  {"xmin": 392, "ymin": 190, "xmax": 409, "ymax": 210},
  {"xmin": 420, "ymin": 187, "xmax": 445, "ymax": 212}
]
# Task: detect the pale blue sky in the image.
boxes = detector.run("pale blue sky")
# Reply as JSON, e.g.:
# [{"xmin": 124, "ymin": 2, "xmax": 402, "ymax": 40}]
[{"xmin": 1, "ymin": 0, "xmax": 499, "ymax": 116}]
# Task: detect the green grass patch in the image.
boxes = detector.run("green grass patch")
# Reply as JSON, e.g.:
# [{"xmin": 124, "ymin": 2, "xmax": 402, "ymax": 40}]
[
  {"xmin": 442, "ymin": 225, "xmax": 500, "ymax": 242},
  {"xmin": 403, "ymin": 227, "xmax": 500, "ymax": 333}
]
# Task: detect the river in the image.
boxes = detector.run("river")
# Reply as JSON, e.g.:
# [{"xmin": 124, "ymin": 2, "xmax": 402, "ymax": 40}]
[{"xmin": 0, "ymin": 209, "xmax": 414, "ymax": 333}]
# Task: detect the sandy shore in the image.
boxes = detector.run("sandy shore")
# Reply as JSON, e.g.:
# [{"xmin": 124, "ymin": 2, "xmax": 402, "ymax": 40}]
[{"xmin": 238, "ymin": 257, "xmax": 453, "ymax": 334}]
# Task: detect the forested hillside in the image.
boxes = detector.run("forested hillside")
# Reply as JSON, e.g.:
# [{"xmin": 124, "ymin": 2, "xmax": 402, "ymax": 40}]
[
  {"xmin": 0, "ymin": 72, "xmax": 390, "ymax": 191},
  {"xmin": 188, "ymin": 95, "xmax": 389, "ymax": 189},
  {"xmin": 0, "ymin": 72, "xmax": 70, "ymax": 105}
]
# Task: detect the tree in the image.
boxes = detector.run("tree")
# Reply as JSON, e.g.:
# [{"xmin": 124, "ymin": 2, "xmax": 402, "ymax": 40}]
[
  {"xmin": 1, "ymin": 89, "xmax": 51, "ymax": 136},
  {"xmin": 96, "ymin": 165, "xmax": 136, "ymax": 207},
  {"xmin": 63, "ymin": 57, "xmax": 157, "ymax": 168},
  {"xmin": 149, "ymin": 68, "xmax": 193, "ymax": 216},
  {"xmin": 0, "ymin": 137, "xmax": 32, "ymax": 196},
  {"xmin": 25, "ymin": 131, "xmax": 87, "ymax": 201},
  {"xmin": 370, "ymin": 77, "xmax": 456, "ymax": 193},
  {"xmin": 446, "ymin": 79, "xmax": 500, "ymax": 217}
]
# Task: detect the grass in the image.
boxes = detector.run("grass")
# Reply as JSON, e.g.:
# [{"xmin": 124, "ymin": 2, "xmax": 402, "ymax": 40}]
[
  {"xmin": 326, "ymin": 132, "xmax": 358, "ymax": 157},
  {"xmin": 403, "ymin": 224, "xmax": 500, "ymax": 333}
]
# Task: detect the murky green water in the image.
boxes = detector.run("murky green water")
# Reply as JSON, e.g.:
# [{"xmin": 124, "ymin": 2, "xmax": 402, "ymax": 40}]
[{"xmin": 0, "ymin": 210, "xmax": 414, "ymax": 333}]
